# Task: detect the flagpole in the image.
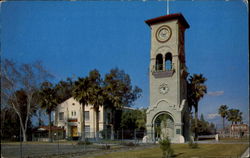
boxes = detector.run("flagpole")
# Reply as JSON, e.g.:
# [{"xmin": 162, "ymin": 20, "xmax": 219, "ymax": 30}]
[{"xmin": 167, "ymin": 0, "xmax": 169, "ymax": 15}]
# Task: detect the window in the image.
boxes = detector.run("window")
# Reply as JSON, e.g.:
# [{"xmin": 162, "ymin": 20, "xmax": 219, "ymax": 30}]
[
  {"xmin": 59, "ymin": 112, "xmax": 64, "ymax": 121},
  {"xmin": 176, "ymin": 129, "xmax": 180, "ymax": 134},
  {"xmin": 85, "ymin": 125, "xmax": 90, "ymax": 137},
  {"xmin": 165, "ymin": 52, "xmax": 172, "ymax": 70},
  {"xmin": 85, "ymin": 111, "xmax": 90, "ymax": 121},
  {"xmin": 156, "ymin": 54, "xmax": 163, "ymax": 71},
  {"xmin": 72, "ymin": 111, "xmax": 76, "ymax": 117}
]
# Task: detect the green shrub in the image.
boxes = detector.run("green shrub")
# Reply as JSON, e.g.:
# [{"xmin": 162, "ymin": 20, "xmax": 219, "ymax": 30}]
[
  {"xmin": 77, "ymin": 139, "xmax": 92, "ymax": 145},
  {"xmin": 100, "ymin": 144, "xmax": 111, "ymax": 150},
  {"xmin": 159, "ymin": 137, "xmax": 174, "ymax": 158},
  {"xmin": 123, "ymin": 142, "xmax": 138, "ymax": 146}
]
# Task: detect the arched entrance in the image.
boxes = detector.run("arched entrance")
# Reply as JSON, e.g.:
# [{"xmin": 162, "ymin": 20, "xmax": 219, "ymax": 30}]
[{"xmin": 154, "ymin": 113, "xmax": 174, "ymax": 140}]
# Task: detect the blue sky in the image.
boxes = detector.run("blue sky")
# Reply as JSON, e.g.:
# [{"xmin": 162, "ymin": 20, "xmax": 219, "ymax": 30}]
[{"xmin": 1, "ymin": 0, "xmax": 248, "ymax": 128}]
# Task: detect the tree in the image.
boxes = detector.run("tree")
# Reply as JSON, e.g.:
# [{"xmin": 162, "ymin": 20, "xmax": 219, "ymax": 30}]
[
  {"xmin": 200, "ymin": 114, "xmax": 205, "ymax": 122},
  {"xmin": 1, "ymin": 107, "xmax": 20, "ymax": 140},
  {"xmin": 120, "ymin": 109, "xmax": 146, "ymax": 131},
  {"xmin": 88, "ymin": 69, "xmax": 105, "ymax": 140},
  {"xmin": 235, "ymin": 111, "xmax": 243, "ymax": 124},
  {"xmin": 1, "ymin": 59, "xmax": 53, "ymax": 142},
  {"xmin": 72, "ymin": 76, "xmax": 91, "ymax": 142},
  {"xmin": 1, "ymin": 95, "xmax": 33, "ymax": 141},
  {"xmin": 226, "ymin": 108, "xmax": 242, "ymax": 124},
  {"xmin": 103, "ymin": 68, "xmax": 142, "ymax": 136},
  {"xmin": 188, "ymin": 74, "xmax": 207, "ymax": 140},
  {"xmin": 135, "ymin": 109, "xmax": 146, "ymax": 130},
  {"xmin": 120, "ymin": 110, "xmax": 137, "ymax": 130},
  {"xmin": 38, "ymin": 81, "xmax": 58, "ymax": 142},
  {"xmin": 55, "ymin": 77, "xmax": 74, "ymax": 103},
  {"xmin": 218, "ymin": 105, "xmax": 228, "ymax": 130},
  {"xmin": 190, "ymin": 114, "xmax": 216, "ymax": 136}
]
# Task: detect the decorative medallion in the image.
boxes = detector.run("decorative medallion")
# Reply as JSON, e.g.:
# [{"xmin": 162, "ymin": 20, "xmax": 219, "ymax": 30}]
[{"xmin": 159, "ymin": 83, "xmax": 169, "ymax": 94}]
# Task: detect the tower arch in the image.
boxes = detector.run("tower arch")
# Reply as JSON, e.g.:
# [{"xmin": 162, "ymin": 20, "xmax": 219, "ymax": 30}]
[
  {"xmin": 165, "ymin": 52, "xmax": 172, "ymax": 70},
  {"xmin": 153, "ymin": 112, "xmax": 175, "ymax": 140},
  {"xmin": 155, "ymin": 54, "xmax": 163, "ymax": 71}
]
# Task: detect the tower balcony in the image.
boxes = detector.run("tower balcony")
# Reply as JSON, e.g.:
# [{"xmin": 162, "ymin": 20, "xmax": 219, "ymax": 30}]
[{"xmin": 151, "ymin": 64, "xmax": 175, "ymax": 78}]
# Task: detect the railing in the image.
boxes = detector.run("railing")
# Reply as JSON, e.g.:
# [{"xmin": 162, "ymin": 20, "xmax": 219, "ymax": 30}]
[
  {"xmin": 152, "ymin": 63, "xmax": 174, "ymax": 72},
  {"xmin": 151, "ymin": 63, "xmax": 175, "ymax": 78}
]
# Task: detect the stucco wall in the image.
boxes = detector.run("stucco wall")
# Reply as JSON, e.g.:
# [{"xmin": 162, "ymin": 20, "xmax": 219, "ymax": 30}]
[{"xmin": 54, "ymin": 97, "xmax": 108, "ymax": 138}]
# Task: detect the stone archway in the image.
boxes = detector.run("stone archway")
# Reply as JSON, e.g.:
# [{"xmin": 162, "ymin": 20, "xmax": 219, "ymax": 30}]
[{"xmin": 153, "ymin": 112, "xmax": 174, "ymax": 140}]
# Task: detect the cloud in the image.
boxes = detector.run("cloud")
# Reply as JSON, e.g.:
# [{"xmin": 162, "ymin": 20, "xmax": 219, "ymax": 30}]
[
  {"xmin": 207, "ymin": 91, "xmax": 224, "ymax": 96},
  {"xmin": 207, "ymin": 113, "xmax": 220, "ymax": 120}
]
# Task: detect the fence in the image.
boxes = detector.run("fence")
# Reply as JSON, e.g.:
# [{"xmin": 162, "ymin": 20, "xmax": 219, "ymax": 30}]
[
  {"xmin": 31, "ymin": 128, "xmax": 146, "ymax": 143},
  {"xmin": 1, "ymin": 129, "xmax": 148, "ymax": 158}
]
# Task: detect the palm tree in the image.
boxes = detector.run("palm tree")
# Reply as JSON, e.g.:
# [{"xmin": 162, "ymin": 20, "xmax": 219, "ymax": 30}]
[
  {"xmin": 218, "ymin": 105, "xmax": 228, "ymax": 130},
  {"xmin": 235, "ymin": 111, "xmax": 243, "ymax": 124},
  {"xmin": 188, "ymin": 74, "xmax": 207, "ymax": 140},
  {"xmin": 88, "ymin": 69, "xmax": 104, "ymax": 140},
  {"xmin": 72, "ymin": 77, "xmax": 90, "ymax": 142},
  {"xmin": 226, "ymin": 109, "xmax": 242, "ymax": 124},
  {"xmin": 38, "ymin": 82, "xmax": 58, "ymax": 142}
]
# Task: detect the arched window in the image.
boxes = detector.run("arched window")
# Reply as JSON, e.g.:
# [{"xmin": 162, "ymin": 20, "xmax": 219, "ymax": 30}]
[
  {"xmin": 156, "ymin": 54, "xmax": 163, "ymax": 71},
  {"xmin": 165, "ymin": 53, "xmax": 172, "ymax": 70}
]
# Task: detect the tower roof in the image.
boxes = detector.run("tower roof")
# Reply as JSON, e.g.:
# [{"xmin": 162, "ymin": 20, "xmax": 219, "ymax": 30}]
[{"xmin": 145, "ymin": 13, "xmax": 190, "ymax": 28}]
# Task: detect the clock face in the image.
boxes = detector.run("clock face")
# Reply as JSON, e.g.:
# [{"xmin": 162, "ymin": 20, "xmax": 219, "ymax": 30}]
[
  {"xmin": 159, "ymin": 83, "xmax": 169, "ymax": 95},
  {"xmin": 156, "ymin": 25, "xmax": 172, "ymax": 43}
]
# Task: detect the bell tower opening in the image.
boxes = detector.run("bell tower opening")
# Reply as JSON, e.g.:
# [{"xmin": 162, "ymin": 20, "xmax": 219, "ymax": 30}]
[
  {"xmin": 156, "ymin": 54, "xmax": 163, "ymax": 71},
  {"xmin": 165, "ymin": 52, "xmax": 172, "ymax": 71}
]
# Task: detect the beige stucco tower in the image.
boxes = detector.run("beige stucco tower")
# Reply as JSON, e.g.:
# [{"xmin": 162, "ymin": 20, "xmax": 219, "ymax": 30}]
[{"xmin": 145, "ymin": 13, "xmax": 190, "ymax": 143}]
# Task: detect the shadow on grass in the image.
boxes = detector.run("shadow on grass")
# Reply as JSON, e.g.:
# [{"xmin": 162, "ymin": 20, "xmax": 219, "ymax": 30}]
[{"xmin": 172, "ymin": 152, "xmax": 184, "ymax": 157}]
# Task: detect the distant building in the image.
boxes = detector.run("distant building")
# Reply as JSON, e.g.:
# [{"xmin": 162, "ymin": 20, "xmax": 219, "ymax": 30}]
[
  {"xmin": 32, "ymin": 126, "xmax": 64, "ymax": 141},
  {"xmin": 54, "ymin": 97, "xmax": 112, "ymax": 139},
  {"xmin": 230, "ymin": 124, "xmax": 249, "ymax": 137}
]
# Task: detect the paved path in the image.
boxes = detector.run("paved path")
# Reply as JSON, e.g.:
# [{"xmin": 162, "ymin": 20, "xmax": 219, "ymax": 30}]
[
  {"xmin": 241, "ymin": 147, "xmax": 249, "ymax": 158},
  {"xmin": 196, "ymin": 140, "xmax": 249, "ymax": 144},
  {"xmin": 1, "ymin": 143, "xmax": 99, "ymax": 158},
  {"xmin": 1, "ymin": 143, "xmax": 154, "ymax": 158}
]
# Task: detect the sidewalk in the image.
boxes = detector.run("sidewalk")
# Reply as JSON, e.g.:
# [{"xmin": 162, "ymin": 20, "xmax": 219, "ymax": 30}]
[{"xmin": 241, "ymin": 147, "xmax": 249, "ymax": 158}]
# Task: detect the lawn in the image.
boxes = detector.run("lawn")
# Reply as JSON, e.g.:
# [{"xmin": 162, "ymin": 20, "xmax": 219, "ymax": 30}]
[
  {"xmin": 83, "ymin": 143, "xmax": 248, "ymax": 158},
  {"xmin": 219, "ymin": 137, "xmax": 249, "ymax": 142}
]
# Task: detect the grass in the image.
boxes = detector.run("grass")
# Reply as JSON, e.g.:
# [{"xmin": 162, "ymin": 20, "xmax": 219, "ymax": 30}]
[
  {"xmin": 219, "ymin": 136, "xmax": 249, "ymax": 142},
  {"xmin": 83, "ymin": 143, "xmax": 248, "ymax": 158}
]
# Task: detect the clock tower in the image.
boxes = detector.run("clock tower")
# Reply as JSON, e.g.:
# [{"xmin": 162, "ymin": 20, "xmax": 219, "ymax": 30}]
[{"xmin": 145, "ymin": 13, "xmax": 190, "ymax": 143}]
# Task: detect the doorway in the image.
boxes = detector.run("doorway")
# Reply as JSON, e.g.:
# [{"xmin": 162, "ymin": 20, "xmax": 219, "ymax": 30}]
[{"xmin": 71, "ymin": 126, "xmax": 78, "ymax": 137}]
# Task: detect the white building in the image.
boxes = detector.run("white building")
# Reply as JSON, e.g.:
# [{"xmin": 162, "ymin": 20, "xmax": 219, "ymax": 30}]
[{"xmin": 54, "ymin": 97, "xmax": 112, "ymax": 139}]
